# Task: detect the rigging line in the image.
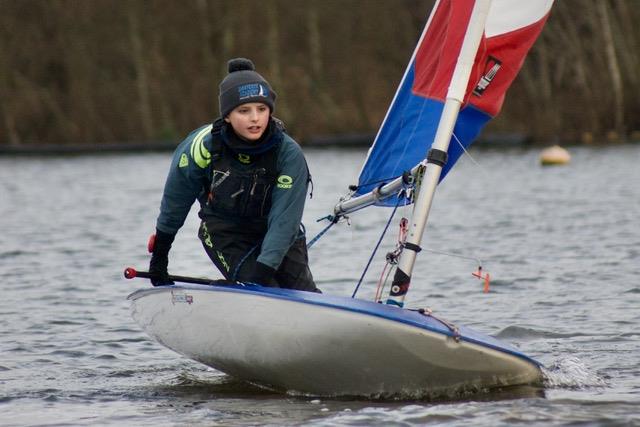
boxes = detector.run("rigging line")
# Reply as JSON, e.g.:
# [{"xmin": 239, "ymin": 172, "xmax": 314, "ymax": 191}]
[
  {"xmin": 452, "ymin": 131, "xmax": 491, "ymax": 178},
  {"xmin": 350, "ymin": 174, "xmax": 403, "ymax": 191},
  {"xmin": 351, "ymin": 195, "xmax": 402, "ymax": 299},
  {"xmin": 306, "ymin": 217, "xmax": 337, "ymax": 249},
  {"xmin": 447, "ymin": 132, "xmax": 491, "ymax": 267},
  {"xmin": 420, "ymin": 246, "xmax": 483, "ymax": 267},
  {"xmin": 374, "ymin": 263, "xmax": 389, "ymax": 302},
  {"xmin": 413, "ymin": 308, "xmax": 461, "ymax": 341},
  {"xmin": 375, "ymin": 263, "xmax": 395, "ymax": 303}
]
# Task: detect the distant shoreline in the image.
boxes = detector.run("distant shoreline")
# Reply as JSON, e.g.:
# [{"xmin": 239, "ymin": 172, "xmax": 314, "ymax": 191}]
[
  {"xmin": 0, "ymin": 142, "xmax": 178, "ymax": 155},
  {"xmin": 0, "ymin": 132, "xmax": 581, "ymax": 155}
]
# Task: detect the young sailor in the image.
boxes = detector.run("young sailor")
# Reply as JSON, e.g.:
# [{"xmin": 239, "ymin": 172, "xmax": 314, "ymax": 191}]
[{"xmin": 149, "ymin": 58, "xmax": 318, "ymax": 292}]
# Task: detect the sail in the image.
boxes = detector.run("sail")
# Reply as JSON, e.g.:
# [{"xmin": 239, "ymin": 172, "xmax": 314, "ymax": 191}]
[{"xmin": 356, "ymin": 0, "xmax": 554, "ymax": 205}]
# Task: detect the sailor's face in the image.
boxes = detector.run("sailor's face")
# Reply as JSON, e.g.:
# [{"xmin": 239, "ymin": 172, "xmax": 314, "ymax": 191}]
[{"xmin": 225, "ymin": 102, "xmax": 270, "ymax": 141}]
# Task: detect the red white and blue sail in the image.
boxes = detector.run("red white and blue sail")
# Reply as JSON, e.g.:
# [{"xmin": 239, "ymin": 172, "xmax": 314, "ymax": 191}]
[{"xmin": 356, "ymin": 0, "xmax": 554, "ymax": 205}]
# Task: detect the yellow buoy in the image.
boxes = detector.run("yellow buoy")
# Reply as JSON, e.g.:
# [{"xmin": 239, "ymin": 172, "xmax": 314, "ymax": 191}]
[{"xmin": 540, "ymin": 145, "xmax": 570, "ymax": 166}]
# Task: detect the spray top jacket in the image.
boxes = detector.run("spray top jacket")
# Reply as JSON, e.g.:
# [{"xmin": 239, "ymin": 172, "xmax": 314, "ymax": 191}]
[{"xmin": 155, "ymin": 118, "xmax": 310, "ymax": 270}]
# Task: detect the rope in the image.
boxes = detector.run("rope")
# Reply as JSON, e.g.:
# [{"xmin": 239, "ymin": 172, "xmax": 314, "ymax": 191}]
[
  {"xmin": 419, "ymin": 247, "xmax": 483, "ymax": 267},
  {"xmin": 374, "ymin": 263, "xmax": 395, "ymax": 303},
  {"xmin": 414, "ymin": 308, "xmax": 461, "ymax": 342},
  {"xmin": 374, "ymin": 217, "xmax": 407, "ymax": 301},
  {"xmin": 452, "ymin": 132, "xmax": 491, "ymax": 180},
  {"xmin": 418, "ymin": 247, "xmax": 490, "ymax": 292},
  {"xmin": 311, "ymin": 169, "xmax": 413, "ymax": 252},
  {"xmin": 349, "ymin": 174, "xmax": 402, "ymax": 192},
  {"xmin": 306, "ymin": 215, "xmax": 339, "ymax": 249},
  {"xmin": 351, "ymin": 196, "xmax": 402, "ymax": 298}
]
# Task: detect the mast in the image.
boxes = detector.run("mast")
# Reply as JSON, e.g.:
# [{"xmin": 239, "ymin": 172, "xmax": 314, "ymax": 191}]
[{"xmin": 385, "ymin": 0, "xmax": 493, "ymax": 307}]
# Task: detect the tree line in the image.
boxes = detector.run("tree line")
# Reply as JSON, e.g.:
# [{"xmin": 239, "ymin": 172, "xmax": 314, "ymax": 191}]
[{"xmin": 1, "ymin": 0, "xmax": 638, "ymax": 147}]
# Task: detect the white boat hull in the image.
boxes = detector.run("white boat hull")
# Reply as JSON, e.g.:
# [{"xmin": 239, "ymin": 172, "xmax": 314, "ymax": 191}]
[{"xmin": 128, "ymin": 284, "xmax": 541, "ymax": 397}]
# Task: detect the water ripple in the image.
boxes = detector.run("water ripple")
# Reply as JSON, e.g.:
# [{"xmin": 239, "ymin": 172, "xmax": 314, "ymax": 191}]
[
  {"xmin": 2, "ymin": 148, "xmax": 639, "ymax": 425},
  {"xmin": 49, "ymin": 350, "xmax": 87, "ymax": 358},
  {"xmin": 495, "ymin": 325, "xmax": 586, "ymax": 340},
  {"xmin": 0, "ymin": 250, "xmax": 38, "ymax": 259},
  {"xmin": 94, "ymin": 354, "xmax": 118, "ymax": 360}
]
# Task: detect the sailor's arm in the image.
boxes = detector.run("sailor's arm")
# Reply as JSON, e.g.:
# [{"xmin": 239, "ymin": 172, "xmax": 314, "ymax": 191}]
[
  {"xmin": 256, "ymin": 137, "xmax": 310, "ymax": 271},
  {"xmin": 156, "ymin": 125, "xmax": 212, "ymax": 234}
]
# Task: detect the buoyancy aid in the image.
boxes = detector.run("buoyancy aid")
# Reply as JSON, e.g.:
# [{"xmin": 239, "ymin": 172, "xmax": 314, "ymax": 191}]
[{"xmin": 199, "ymin": 121, "xmax": 280, "ymax": 230}]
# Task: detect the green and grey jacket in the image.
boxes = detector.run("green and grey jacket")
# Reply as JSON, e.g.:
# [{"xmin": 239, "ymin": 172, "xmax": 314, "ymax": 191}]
[{"xmin": 156, "ymin": 118, "xmax": 311, "ymax": 270}]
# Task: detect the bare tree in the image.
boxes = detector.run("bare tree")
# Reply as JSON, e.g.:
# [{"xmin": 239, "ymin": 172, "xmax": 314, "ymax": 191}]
[
  {"xmin": 127, "ymin": 3, "xmax": 154, "ymax": 139},
  {"xmin": 0, "ymin": 0, "xmax": 638, "ymax": 146},
  {"xmin": 597, "ymin": 0, "xmax": 625, "ymax": 137}
]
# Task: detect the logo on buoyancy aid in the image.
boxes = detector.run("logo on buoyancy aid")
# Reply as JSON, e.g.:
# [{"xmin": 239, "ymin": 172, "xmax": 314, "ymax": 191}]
[
  {"xmin": 179, "ymin": 153, "xmax": 189, "ymax": 168},
  {"xmin": 238, "ymin": 83, "xmax": 269, "ymax": 100},
  {"xmin": 277, "ymin": 175, "xmax": 293, "ymax": 189},
  {"xmin": 238, "ymin": 153, "xmax": 251, "ymax": 164}
]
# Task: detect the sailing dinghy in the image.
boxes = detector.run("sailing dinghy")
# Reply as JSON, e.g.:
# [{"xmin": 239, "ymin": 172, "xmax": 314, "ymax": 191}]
[{"xmin": 126, "ymin": 0, "xmax": 554, "ymax": 398}]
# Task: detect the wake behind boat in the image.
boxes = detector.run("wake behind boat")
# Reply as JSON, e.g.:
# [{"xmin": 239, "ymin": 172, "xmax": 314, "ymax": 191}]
[{"xmin": 126, "ymin": 0, "xmax": 554, "ymax": 398}]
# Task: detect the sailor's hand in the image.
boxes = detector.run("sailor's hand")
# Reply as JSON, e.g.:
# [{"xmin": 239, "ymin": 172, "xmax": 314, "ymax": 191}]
[
  {"xmin": 148, "ymin": 254, "xmax": 173, "ymax": 286},
  {"xmin": 247, "ymin": 262, "xmax": 276, "ymax": 285},
  {"xmin": 148, "ymin": 229, "xmax": 176, "ymax": 286}
]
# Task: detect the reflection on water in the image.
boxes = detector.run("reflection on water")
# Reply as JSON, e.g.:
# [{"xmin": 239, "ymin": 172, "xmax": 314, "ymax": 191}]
[{"xmin": 1, "ymin": 145, "xmax": 639, "ymax": 426}]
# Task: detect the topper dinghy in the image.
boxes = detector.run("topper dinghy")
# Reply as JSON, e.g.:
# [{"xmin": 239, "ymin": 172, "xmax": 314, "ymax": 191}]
[{"xmin": 127, "ymin": 0, "xmax": 554, "ymax": 397}]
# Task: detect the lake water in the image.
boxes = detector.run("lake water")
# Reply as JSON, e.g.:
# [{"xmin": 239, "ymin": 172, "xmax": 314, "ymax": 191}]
[{"xmin": 1, "ymin": 144, "xmax": 639, "ymax": 426}]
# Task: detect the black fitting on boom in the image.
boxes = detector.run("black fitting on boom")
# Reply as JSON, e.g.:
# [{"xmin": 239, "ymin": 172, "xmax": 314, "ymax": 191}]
[
  {"xmin": 401, "ymin": 170, "xmax": 413, "ymax": 186},
  {"xmin": 427, "ymin": 148, "xmax": 448, "ymax": 167}
]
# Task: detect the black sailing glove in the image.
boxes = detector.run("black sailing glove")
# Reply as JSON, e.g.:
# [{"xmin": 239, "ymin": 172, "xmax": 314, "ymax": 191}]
[
  {"xmin": 148, "ymin": 229, "xmax": 176, "ymax": 286},
  {"xmin": 247, "ymin": 262, "xmax": 276, "ymax": 285}
]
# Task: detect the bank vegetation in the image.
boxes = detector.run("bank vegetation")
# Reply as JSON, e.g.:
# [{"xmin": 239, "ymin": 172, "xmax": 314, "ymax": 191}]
[{"xmin": 1, "ymin": 0, "xmax": 638, "ymax": 147}]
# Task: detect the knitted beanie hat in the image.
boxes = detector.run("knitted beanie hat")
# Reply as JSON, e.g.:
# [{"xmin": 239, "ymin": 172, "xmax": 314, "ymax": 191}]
[{"xmin": 218, "ymin": 58, "xmax": 276, "ymax": 118}]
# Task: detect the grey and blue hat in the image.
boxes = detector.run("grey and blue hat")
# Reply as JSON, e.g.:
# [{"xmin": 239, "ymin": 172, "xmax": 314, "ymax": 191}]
[{"xmin": 218, "ymin": 58, "xmax": 276, "ymax": 118}]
